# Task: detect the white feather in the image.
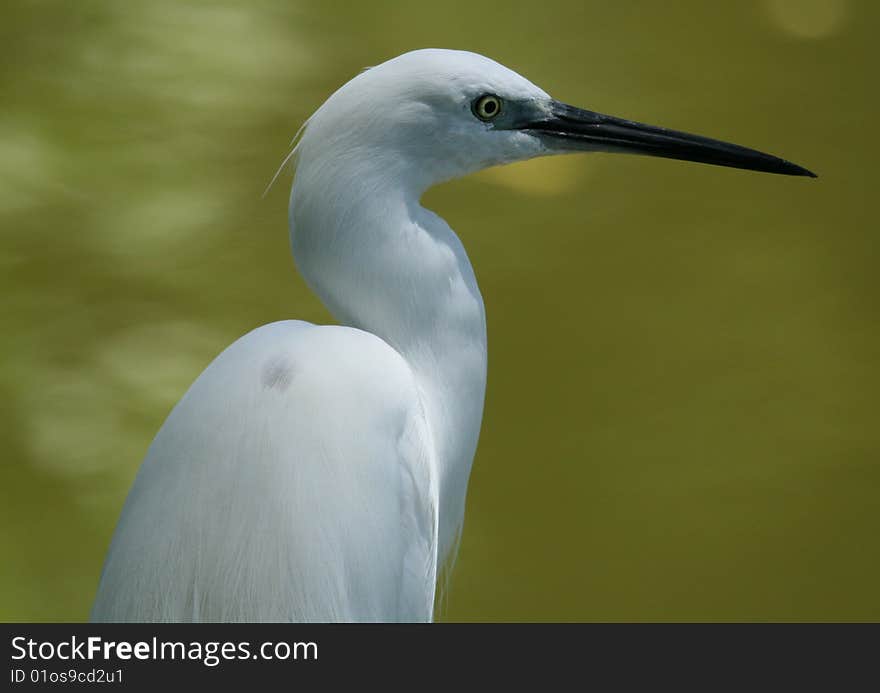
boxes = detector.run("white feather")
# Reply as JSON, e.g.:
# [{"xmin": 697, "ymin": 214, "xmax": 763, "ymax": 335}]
[{"xmin": 92, "ymin": 49, "xmax": 555, "ymax": 622}]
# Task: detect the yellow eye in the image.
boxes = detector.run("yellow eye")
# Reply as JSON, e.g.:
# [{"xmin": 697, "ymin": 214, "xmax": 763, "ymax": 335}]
[{"xmin": 473, "ymin": 94, "xmax": 502, "ymax": 121}]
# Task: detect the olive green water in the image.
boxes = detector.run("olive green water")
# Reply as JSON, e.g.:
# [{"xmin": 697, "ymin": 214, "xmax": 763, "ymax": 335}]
[{"xmin": 1, "ymin": 0, "xmax": 877, "ymax": 621}]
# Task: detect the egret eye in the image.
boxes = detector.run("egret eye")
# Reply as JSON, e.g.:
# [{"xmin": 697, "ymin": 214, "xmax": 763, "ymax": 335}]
[{"xmin": 472, "ymin": 94, "xmax": 502, "ymax": 121}]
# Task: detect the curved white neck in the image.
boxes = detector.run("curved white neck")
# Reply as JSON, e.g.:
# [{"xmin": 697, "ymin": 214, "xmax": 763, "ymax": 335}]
[{"xmin": 289, "ymin": 165, "xmax": 487, "ymax": 563}]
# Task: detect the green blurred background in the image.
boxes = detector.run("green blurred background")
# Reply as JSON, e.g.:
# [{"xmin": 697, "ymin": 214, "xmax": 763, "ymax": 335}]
[{"xmin": 1, "ymin": 0, "xmax": 877, "ymax": 621}]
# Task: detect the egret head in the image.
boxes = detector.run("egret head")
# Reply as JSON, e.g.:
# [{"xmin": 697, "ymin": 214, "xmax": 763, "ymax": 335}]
[
  {"xmin": 294, "ymin": 49, "xmax": 554, "ymax": 189},
  {"xmin": 293, "ymin": 48, "xmax": 814, "ymax": 195}
]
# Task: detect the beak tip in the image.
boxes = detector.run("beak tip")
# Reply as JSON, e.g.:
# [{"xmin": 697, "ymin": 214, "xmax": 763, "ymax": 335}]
[
  {"xmin": 788, "ymin": 162, "xmax": 818, "ymax": 178},
  {"xmin": 771, "ymin": 158, "xmax": 816, "ymax": 178}
]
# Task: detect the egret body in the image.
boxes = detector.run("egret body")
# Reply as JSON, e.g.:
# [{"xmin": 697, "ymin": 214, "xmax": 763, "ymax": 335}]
[{"xmin": 91, "ymin": 49, "xmax": 813, "ymax": 622}]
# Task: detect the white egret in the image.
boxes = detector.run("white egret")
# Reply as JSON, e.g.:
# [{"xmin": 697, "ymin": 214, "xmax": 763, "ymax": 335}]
[{"xmin": 90, "ymin": 49, "xmax": 814, "ymax": 622}]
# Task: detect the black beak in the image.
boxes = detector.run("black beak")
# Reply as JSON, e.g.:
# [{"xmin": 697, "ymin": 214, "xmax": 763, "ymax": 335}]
[{"xmin": 522, "ymin": 101, "xmax": 816, "ymax": 178}]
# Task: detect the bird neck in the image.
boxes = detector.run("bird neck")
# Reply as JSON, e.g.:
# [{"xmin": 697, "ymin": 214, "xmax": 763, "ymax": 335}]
[{"xmin": 289, "ymin": 166, "xmax": 487, "ymax": 564}]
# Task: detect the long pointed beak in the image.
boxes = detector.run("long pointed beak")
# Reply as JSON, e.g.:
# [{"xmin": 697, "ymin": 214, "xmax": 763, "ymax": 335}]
[{"xmin": 523, "ymin": 101, "xmax": 816, "ymax": 177}]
